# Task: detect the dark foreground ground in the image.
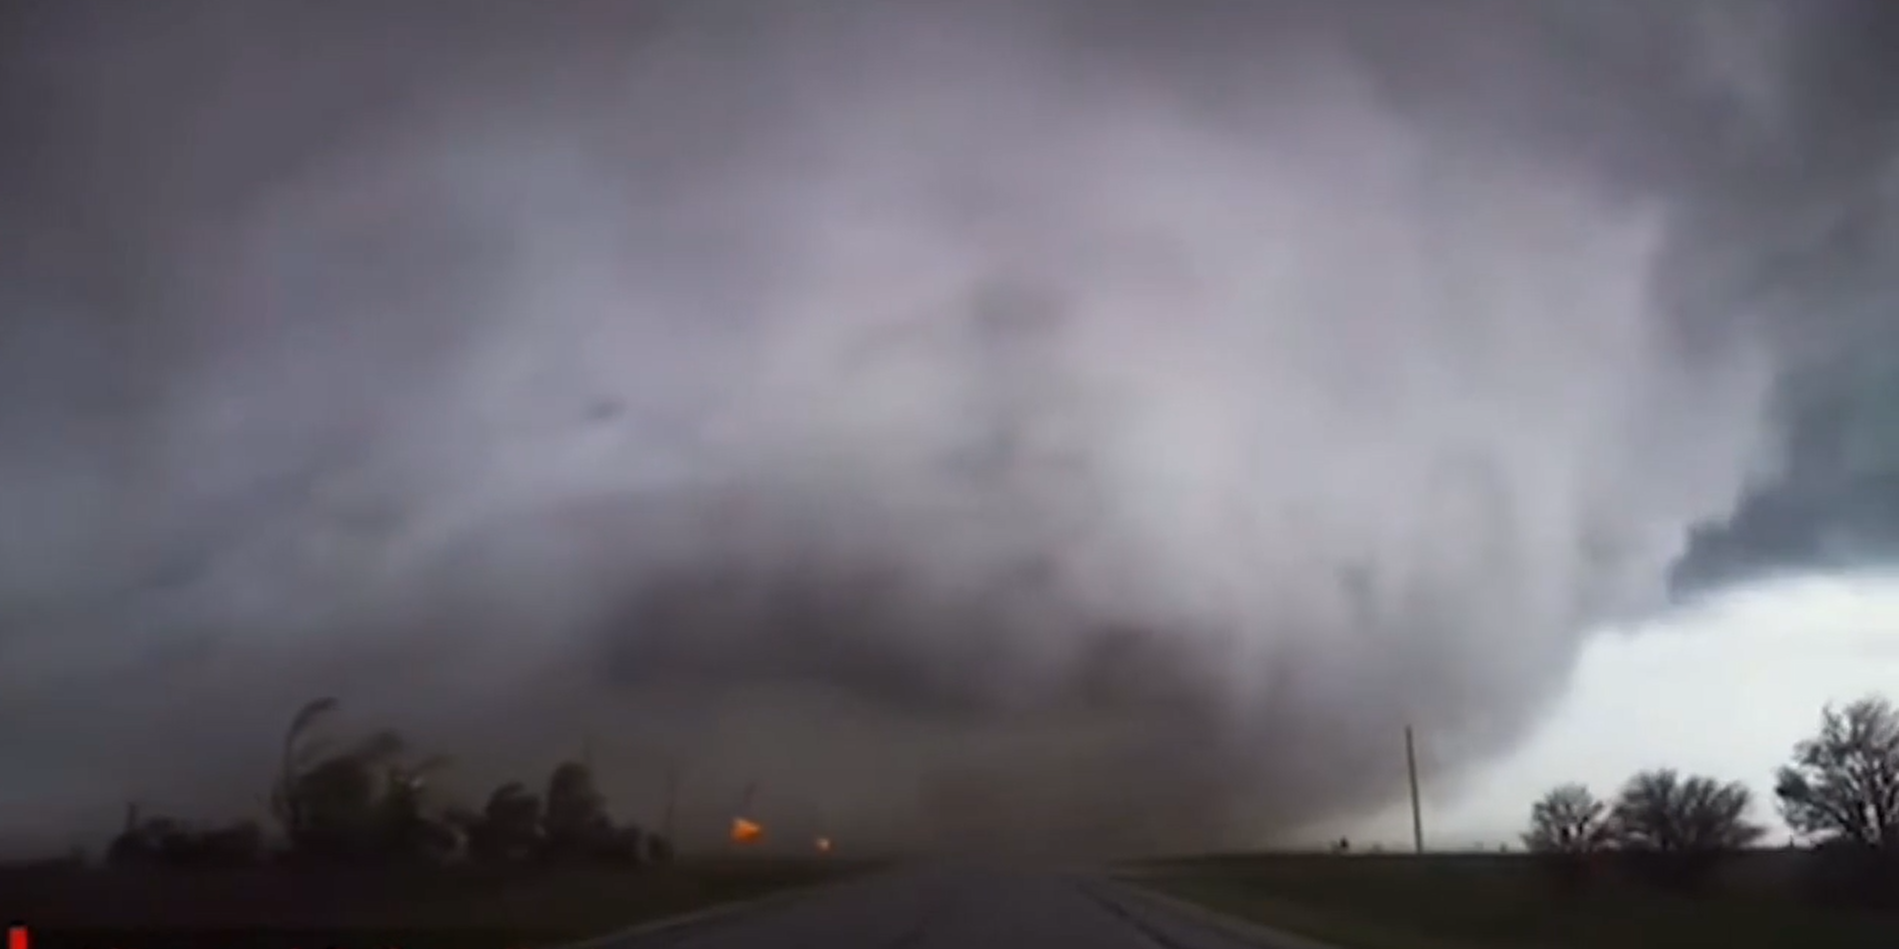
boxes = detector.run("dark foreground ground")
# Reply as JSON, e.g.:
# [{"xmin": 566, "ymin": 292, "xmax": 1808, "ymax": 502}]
[
  {"xmin": 0, "ymin": 858, "xmax": 1303, "ymax": 949},
  {"xmin": 1130, "ymin": 851, "xmax": 1899, "ymax": 949},
  {"xmin": 12, "ymin": 851, "xmax": 1899, "ymax": 948},
  {"xmin": 1, "ymin": 856, "xmax": 873, "ymax": 949}
]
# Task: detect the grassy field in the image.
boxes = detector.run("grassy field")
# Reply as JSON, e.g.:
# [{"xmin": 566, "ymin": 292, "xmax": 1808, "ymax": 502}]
[
  {"xmin": 1, "ymin": 855, "xmax": 880, "ymax": 948},
  {"xmin": 1125, "ymin": 851, "xmax": 1898, "ymax": 949}
]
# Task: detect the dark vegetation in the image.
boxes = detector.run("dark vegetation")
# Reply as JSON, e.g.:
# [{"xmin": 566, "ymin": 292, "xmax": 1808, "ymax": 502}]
[
  {"xmin": 1515, "ymin": 694, "xmax": 1897, "ymax": 907},
  {"xmin": 3, "ymin": 698, "xmax": 863, "ymax": 947},
  {"xmin": 1131, "ymin": 694, "xmax": 1899, "ymax": 948},
  {"xmin": 101, "ymin": 697, "xmax": 667, "ymax": 872},
  {"xmin": 1136, "ymin": 850, "xmax": 1895, "ymax": 949}
]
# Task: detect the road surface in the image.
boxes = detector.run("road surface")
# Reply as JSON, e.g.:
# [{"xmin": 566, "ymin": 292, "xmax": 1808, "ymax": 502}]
[{"xmin": 594, "ymin": 863, "xmax": 1308, "ymax": 949}]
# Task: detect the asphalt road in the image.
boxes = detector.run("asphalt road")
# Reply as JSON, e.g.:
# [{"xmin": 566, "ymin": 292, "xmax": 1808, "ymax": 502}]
[{"xmin": 600, "ymin": 863, "xmax": 1299, "ymax": 949}]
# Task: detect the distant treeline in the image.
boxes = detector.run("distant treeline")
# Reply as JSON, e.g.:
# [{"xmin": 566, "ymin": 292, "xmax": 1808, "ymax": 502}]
[{"xmin": 1515, "ymin": 693, "xmax": 1899, "ymax": 908}]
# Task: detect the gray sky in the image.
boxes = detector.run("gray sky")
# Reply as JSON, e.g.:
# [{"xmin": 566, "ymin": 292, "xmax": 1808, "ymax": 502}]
[{"xmin": 2, "ymin": 0, "xmax": 1898, "ymax": 856}]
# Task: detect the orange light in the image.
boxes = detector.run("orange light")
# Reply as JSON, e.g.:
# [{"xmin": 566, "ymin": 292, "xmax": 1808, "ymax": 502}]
[
  {"xmin": 730, "ymin": 816, "xmax": 763, "ymax": 844},
  {"xmin": 815, "ymin": 836, "xmax": 832, "ymax": 853}
]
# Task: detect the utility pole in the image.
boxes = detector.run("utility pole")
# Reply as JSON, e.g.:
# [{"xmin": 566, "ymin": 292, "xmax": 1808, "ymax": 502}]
[
  {"xmin": 1405, "ymin": 725, "xmax": 1424, "ymax": 854},
  {"xmin": 662, "ymin": 763, "xmax": 681, "ymax": 845}
]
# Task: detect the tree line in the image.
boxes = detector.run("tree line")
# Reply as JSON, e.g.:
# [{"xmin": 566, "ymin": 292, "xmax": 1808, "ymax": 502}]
[
  {"xmin": 104, "ymin": 697, "xmax": 674, "ymax": 870},
  {"xmin": 1522, "ymin": 693, "xmax": 1899, "ymax": 905}
]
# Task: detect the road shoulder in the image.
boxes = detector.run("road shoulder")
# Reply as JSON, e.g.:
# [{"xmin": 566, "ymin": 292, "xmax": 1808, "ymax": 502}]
[
  {"xmin": 1105, "ymin": 877, "xmax": 1351, "ymax": 949},
  {"xmin": 549, "ymin": 868, "xmax": 869, "ymax": 948}
]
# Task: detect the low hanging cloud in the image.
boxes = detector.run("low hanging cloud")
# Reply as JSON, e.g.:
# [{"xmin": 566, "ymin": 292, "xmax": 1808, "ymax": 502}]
[{"xmin": 0, "ymin": 0, "xmax": 1891, "ymax": 855}]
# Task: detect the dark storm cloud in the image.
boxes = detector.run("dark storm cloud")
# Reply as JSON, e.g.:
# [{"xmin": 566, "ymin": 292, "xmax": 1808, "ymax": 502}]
[
  {"xmin": 0, "ymin": 0, "xmax": 1891, "ymax": 855},
  {"xmin": 1664, "ymin": 0, "xmax": 1899, "ymax": 596}
]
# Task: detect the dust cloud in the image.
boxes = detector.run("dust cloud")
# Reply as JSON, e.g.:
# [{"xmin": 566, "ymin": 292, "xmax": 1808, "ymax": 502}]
[{"xmin": 0, "ymin": 0, "xmax": 1889, "ymax": 856}]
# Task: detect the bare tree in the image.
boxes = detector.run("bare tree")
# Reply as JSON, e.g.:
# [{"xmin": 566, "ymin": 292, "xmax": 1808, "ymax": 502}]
[
  {"xmin": 1522, "ymin": 783, "xmax": 1611, "ymax": 854},
  {"xmin": 1522, "ymin": 783, "xmax": 1610, "ymax": 892},
  {"xmin": 1609, "ymin": 768, "xmax": 1765, "ymax": 891},
  {"xmin": 1774, "ymin": 695, "xmax": 1899, "ymax": 850},
  {"xmin": 1774, "ymin": 695, "xmax": 1899, "ymax": 905}
]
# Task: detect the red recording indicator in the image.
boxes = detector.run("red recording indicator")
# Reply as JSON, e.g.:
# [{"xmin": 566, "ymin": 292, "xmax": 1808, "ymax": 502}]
[{"xmin": 8, "ymin": 925, "xmax": 26, "ymax": 949}]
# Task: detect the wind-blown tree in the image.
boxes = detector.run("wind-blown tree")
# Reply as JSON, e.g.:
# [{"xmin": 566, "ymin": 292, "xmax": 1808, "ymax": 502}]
[
  {"xmin": 269, "ymin": 699, "xmax": 457, "ymax": 863},
  {"xmin": 270, "ymin": 697, "xmax": 339, "ymax": 844},
  {"xmin": 543, "ymin": 761, "xmax": 610, "ymax": 855},
  {"xmin": 542, "ymin": 760, "xmax": 644, "ymax": 863},
  {"xmin": 1774, "ymin": 695, "xmax": 1899, "ymax": 850},
  {"xmin": 1609, "ymin": 768, "xmax": 1765, "ymax": 891},
  {"xmin": 284, "ymin": 731, "xmax": 402, "ymax": 860},
  {"xmin": 378, "ymin": 753, "xmax": 459, "ymax": 862},
  {"xmin": 461, "ymin": 782, "xmax": 543, "ymax": 863}
]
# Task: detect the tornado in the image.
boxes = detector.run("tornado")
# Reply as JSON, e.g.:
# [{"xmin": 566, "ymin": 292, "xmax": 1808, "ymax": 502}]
[{"xmin": 2, "ymin": 0, "xmax": 1895, "ymax": 856}]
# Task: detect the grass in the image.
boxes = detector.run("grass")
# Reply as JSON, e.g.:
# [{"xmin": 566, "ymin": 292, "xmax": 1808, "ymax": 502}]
[
  {"xmin": 2, "ymin": 855, "xmax": 880, "ymax": 949},
  {"xmin": 1125, "ymin": 852, "xmax": 1898, "ymax": 949}
]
